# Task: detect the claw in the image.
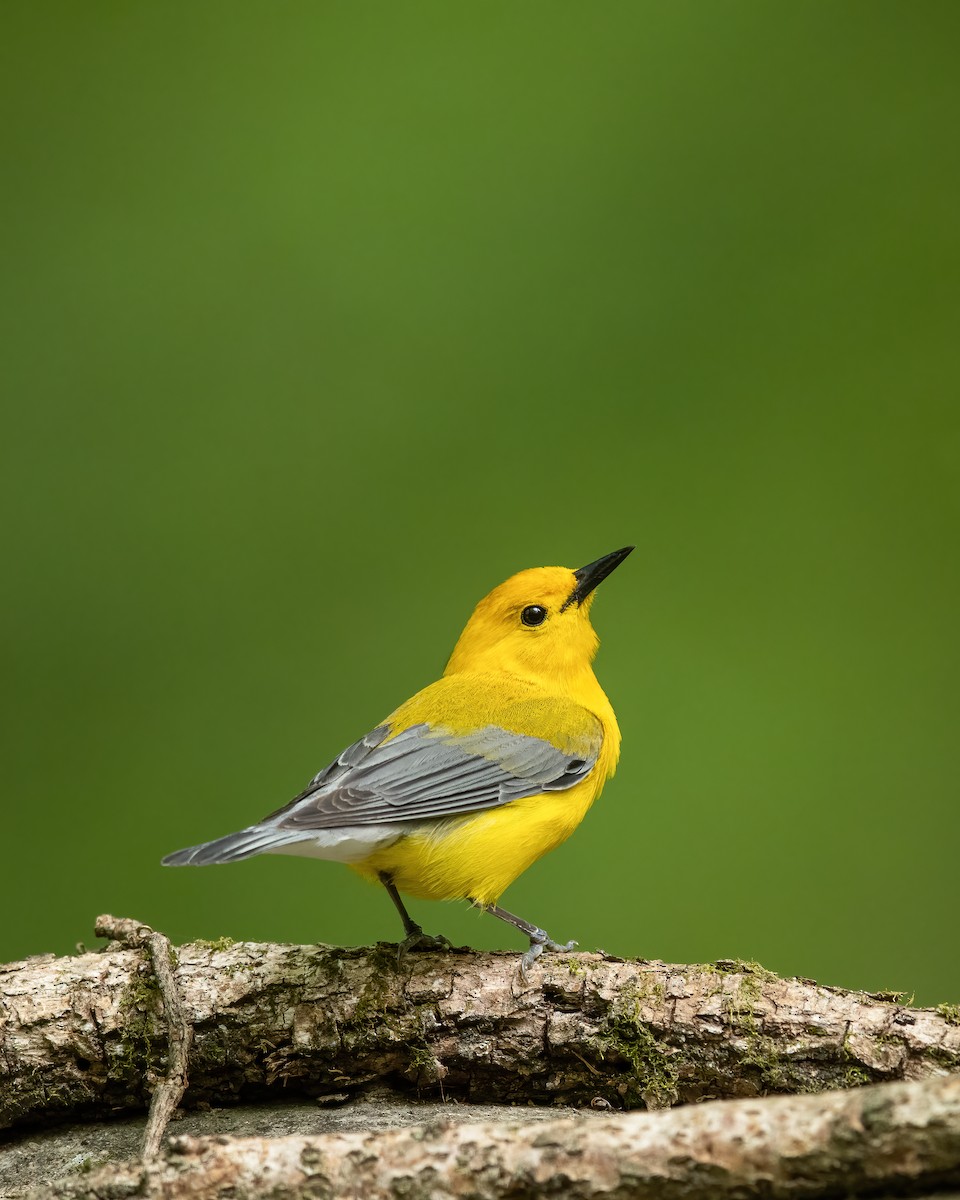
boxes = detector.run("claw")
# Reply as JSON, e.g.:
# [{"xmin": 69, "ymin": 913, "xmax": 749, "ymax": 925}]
[
  {"xmin": 519, "ymin": 934, "xmax": 578, "ymax": 980},
  {"xmin": 396, "ymin": 927, "xmax": 454, "ymax": 966}
]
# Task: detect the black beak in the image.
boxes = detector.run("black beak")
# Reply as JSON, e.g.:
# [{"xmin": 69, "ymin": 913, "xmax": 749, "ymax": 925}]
[{"xmin": 561, "ymin": 546, "xmax": 634, "ymax": 611}]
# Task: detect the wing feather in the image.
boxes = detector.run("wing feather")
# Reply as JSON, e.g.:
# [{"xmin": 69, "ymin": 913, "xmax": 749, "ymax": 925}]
[{"xmin": 264, "ymin": 716, "xmax": 601, "ymax": 832}]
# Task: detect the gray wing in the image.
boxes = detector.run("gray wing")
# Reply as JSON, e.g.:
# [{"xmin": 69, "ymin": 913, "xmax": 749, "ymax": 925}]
[{"xmin": 263, "ymin": 721, "xmax": 601, "ymax": 832}]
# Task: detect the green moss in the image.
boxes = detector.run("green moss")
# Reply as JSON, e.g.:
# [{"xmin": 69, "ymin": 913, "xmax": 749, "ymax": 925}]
[
  {"xmin": 705, "ymin": 963, "xmax": 835, "ymax": 1094},
  {"xmin": 726, "ymin": 976, "xmax": 762, "ymax": 1032},
  {"xmin": 406, "ymin": 1041, "xmax": 447, "ymax": 1092},
  {"xmin": 838, "ymin": 1030, "xmax": 881, "ymax": 1087},
  {"xmin": 592, "ymin": 981, "xmax": 679, "ymax": 1109},
  {"xmin": 373, "ymin": 941, "xmax": 410, "ymax": 975},
  {"xmin": 605, "ymin": 1020, "xmax": 679, "ymax": 1109},
  {"xmin": 705, "ymin": 964, "xmax": 769, "ymax": 1034},
  {"xmin": 935, "ymin": 1002, "xmax": 960, "ymax": 1026},
  {"xmin": 870, "ymin": 988, "xmax": 912, "ymax": 1003},
  {"xmin": 347, "ymin": 950, "xmax": 443, "ymax": 1074},
  {"xmin": 352, "ymin": 953, "xmax": 398, "ymax": 1023},
  {"xmin": 739, "ymin": 1041, "xmax": 790, "ymax": 1089},
  {"xmin": 927, "ymin": 1046, "xmax": 960, "ymax": 1068},
  {"xmin": 712, "ymin": 959, "xmax": 778, "ymax": 982},
  {"xmin": 194, "ymin": 935, "xmax": 237, "ymax": 952},
  {"xmin": 628, "ymin": 973, "xmax": 667, "ymax": 1005},
  {"xmin": 407, "ymin": 1044, "xmax": 434, "ymax": 1071},
  {"xmin": 119, "ymin": 970, "xmax": 162, "ymax": 1080}
]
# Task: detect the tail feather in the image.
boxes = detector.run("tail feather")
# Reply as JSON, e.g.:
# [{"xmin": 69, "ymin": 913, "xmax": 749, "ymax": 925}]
[{"xmin": 161, "ymin": 826, "xmax": 306, "ymax": 866}]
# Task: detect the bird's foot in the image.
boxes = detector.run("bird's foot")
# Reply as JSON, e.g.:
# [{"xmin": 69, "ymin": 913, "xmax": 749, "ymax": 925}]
[
  {"xmin": 396, "ymin": 926, "xmax": 454, "ymax": 965},
  {"xmin": 520, "ymin": 930, "xmax": 578, "ymax": 979}
]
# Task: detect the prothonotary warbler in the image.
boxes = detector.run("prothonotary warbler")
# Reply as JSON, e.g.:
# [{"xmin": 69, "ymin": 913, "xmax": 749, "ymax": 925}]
[{"xmin": 163, "ymin": 547, "xmax": 633, "ymax": 970}]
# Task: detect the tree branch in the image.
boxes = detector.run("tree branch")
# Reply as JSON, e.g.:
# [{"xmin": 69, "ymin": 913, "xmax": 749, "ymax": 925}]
[
  {"xmin": 3, "ymin": 918, "xmax": 957, "ymax": 1137},
  {"xmin": 90, "ymin": 915, "xmax": 193, "ymax": 1158},
  {"xmin": 22, "ymin": 1076, "xmax": 960, "ymax": 1200}
]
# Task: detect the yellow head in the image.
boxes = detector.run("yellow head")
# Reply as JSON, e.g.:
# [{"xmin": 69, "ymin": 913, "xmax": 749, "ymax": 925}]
[{"xmin": 444, "ymin": 547, "xmax": 633, "ymax": 685}]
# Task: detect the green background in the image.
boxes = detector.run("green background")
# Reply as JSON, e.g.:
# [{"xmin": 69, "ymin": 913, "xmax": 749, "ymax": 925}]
[{"xmin": 2, "ymin": 3, "xmax": 957, "ymax": 1005}]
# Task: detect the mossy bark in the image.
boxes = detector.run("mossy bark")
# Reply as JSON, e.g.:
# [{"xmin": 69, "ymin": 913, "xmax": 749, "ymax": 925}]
[{"xmin": 2, "ymin": 940, "xmax": 957, "ymax": 1133}]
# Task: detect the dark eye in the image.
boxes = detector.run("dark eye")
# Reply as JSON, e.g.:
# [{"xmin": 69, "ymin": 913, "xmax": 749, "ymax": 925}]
[{"xmin": 521, "ymin": 605, "xmax": 548, "ymax": 627}]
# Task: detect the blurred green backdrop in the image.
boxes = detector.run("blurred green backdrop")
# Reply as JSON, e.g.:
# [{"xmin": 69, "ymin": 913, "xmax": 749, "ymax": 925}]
[{"xmin": 2, "ymin": 3, "xmax": 957, "ymax": 1005}]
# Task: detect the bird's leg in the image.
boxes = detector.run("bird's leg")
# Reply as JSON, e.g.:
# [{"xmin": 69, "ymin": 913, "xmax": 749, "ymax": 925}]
[
  {"xmin": 475, "ymin": 901, "xmax": 577, "ymax": 976},
  {"xmin": 379, "ymin": 872, "xmax": 452, "ymax": 960}
]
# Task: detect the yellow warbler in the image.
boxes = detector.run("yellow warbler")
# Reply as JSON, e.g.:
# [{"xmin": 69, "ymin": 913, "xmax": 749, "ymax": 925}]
[{"xmin": 163, "ymin": 547, "xmax": 632, "ymax": 969}]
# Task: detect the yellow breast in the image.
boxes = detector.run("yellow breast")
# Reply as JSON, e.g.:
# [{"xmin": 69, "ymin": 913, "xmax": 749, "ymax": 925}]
[
  {"xmin": 353, "ymin": 666, "xmax": 620, "ymax": 904},
  {"xmin": 354, "ymin": 771, "xmax": 602, "ymax": 904}
]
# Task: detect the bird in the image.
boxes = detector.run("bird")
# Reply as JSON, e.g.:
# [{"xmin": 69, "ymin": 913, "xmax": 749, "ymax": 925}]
[{"xmin": 163, "ymin": 546, "xmax": 633, "ymax": 971}]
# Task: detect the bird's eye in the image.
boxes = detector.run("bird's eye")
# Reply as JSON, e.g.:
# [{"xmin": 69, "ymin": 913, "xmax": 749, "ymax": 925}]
[{"xmin": 521, "ymin": 605, "xmax": 548, "ymax": 627}]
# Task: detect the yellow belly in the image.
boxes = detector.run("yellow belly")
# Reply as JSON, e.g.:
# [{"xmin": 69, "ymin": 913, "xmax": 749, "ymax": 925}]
[{"xmin": 352, "ymin": 774, "xmax": 599, "ymax": 906}]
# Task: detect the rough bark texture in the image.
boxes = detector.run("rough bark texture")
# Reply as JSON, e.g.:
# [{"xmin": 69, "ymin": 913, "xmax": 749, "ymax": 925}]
[
  {"xmin": 3, "ymin": 931, "xmax": 959, "ymax": 1198},
  {"xmin": 3, "ymin": 938, "xmax": 958, "ymax": 1132},
  {"xmin": 89, "ymin": 915, "xmax": 193, "ymax": 1159},
  {"xmin": 0, "ymin": 1098, "xmax": 596, "ymax": 1194},
  {"xmin": 14, "ymin": 1076, "xmax": 960, "ymax": 1200}
]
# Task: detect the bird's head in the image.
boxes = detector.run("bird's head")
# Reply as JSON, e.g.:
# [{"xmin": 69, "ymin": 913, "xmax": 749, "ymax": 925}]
[{"xmin": 444, "ymin": 547, "xmax": 633, "ymax": 685}]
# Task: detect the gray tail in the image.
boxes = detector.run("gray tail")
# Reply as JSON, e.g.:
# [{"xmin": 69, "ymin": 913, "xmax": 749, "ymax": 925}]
[{"xmin": 161, "ymin": 825, "xmax": 304, "ymax": 867}]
